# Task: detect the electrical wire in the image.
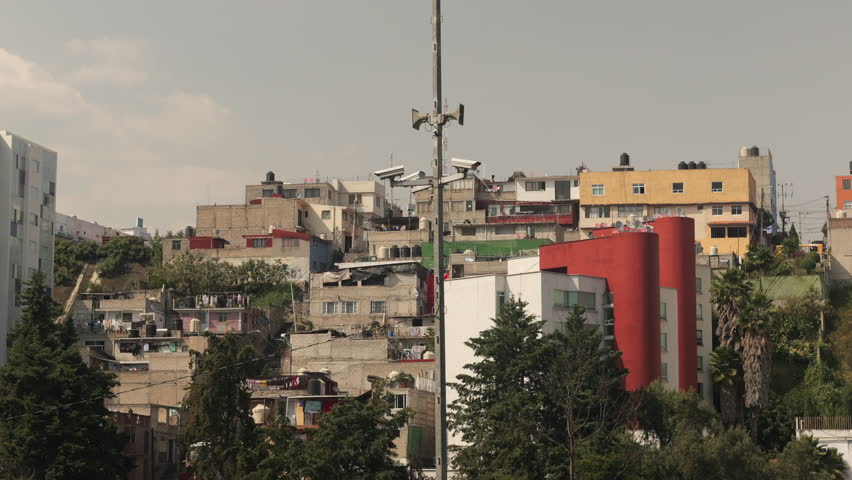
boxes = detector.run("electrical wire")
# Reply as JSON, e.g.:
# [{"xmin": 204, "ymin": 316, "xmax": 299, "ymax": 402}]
[{"xmin": 0, "ymin": 316, "xmax": 427, "ymax": 422}]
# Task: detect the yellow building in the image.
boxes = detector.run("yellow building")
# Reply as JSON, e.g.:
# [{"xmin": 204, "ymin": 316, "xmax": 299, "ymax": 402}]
[{"xmin": 579, "ymin": 165, "xmax": 757, "ymax": 255}]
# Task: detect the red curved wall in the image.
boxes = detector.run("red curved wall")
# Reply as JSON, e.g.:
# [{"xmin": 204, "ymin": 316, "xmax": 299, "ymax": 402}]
[
  {"xmin": 653, "ymin": 217, "xmax": 697, "ymax": 392},
  {"xmin": 540, "ymin": 233, "xmax": 660, "ymax": 390}
]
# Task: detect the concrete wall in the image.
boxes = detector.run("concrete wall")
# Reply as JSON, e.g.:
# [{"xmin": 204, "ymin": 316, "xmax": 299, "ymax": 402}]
[
  {"xmin": 449, "ymin": 222, "xmax": 564, "ymax": 243},
  {"xmin": 195, "ymin": 198, "xmax": 308, "ymax": 245},
  {"xmin": 696, "ymin": 264, "xmax": 713, "ymax": 403},
  {"xmin": 829, "ymin": 218, "xmax": 852, "ymax": 283},
  {"xmin": 738, "ymin": 152, "xmax": 776, "ymax": 224},
  {"xmin": 660, "ymin": 287, "xmax": 680, "ymax": 392},
  {"xmin": 55, "ymin": 213, "xmax": 120, "ymax": 243},
  {"xmin": 0, "ymin": 131, "xmax": 57, "ymax": 364},
  {"xmin": 797, "ymin": 428, "xmax": 852, "ymax": 479},
  {"xmin": 367, "ymin": 229, "xmax": 431, "ymax": 257},
  {"xmin": 514, "ymin": 176, "xmax": 578, "ymax": 202}
]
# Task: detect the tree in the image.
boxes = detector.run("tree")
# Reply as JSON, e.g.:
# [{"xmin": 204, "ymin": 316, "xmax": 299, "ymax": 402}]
[
  {"xmin": 743, "ymin": 243, "xmax": 778, "ymax": 275},
  {"xmin": 181, "ymin": 334, "xmax": 262, "ymax": 479},
  {"xmin": 770, "ymin": 291, "xmax": 825, "ymax": 361},
  {"xmin": 97, "ymin": 236, "xmax": 151, "ymax": 277},
  {"xmin": 711, "ymin": 268, "xmax": 751, "ymax": 350},
  {"xmin": 0, "ymin": 271, "xmax": 132, "ymax": 479},
  {"xmin": 774, "ymin": 435, "xmax": 847, "ymax": 480},
  {"xmin": 448, "ymin": 297, "xmax": 558, "ymax": 479},
  {"xmin": 782, "ymin": 235, "xmax": 800, "ymax": 258},
  {"xmin": 634, "ymin": 382, "xmax": 719, "ymax": 448},
  {"xmin": 54, "ymin": 237, "xmax": 98, "ymax": 286},
  {"xmin": 293, "ymin": 385, "xmax": 410, "ymax": 480},
  {"xmin": 711, "ymin": 346, "xmax": 744, "ymax": 426},
  {"xmin": 546, "ymin": 306, "xmax": 632, "ymax": 480},
  {"xmin": 739, "ymin": 290, "xmax": 774, "ymax": 439}
]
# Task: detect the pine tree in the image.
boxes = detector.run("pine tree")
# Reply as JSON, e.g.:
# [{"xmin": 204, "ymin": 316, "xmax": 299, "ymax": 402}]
[{"xmin": 0, "ymin": 271, "xmax": 132, "ymax": 479}]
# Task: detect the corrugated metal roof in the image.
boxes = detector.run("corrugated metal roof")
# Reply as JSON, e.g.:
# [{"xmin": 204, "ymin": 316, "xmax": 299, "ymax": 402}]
[{"xmin": 755, "ymin": 275, "xmax": 823, "ymax": 300}]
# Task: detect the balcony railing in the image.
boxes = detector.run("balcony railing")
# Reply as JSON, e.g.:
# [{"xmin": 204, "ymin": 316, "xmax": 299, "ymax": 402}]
[{"xmin": 486, "ymin": 214, "xmax": 574, "ymax": 225}]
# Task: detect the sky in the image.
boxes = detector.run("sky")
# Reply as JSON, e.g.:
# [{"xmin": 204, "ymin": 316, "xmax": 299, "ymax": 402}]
[{"xmin": 1, "ymin": 1, "xmax": 850, "ymax": 239}]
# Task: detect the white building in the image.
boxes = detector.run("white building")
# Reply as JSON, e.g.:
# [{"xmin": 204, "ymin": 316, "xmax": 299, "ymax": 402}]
[
  {"xmin": 119, "ymin": 217, "xmax": 151, "ymax": 240},
  {"xmin": 795, "ymin": 417, "xmax": 852, "ymax": 479},
  {"xmin": 55, "ymin": 213, "xmax": 121, "ymax": 244},
  {"xmin": 0, "ymin": 131, "xmax": 57, "ymax": 363}
]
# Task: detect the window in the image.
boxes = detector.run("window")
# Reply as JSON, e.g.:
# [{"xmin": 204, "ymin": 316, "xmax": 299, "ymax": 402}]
[
  {"xmin": 845, "ymin": 201, "xmax": 852, "ymax": 210},
  {"xmin": 460, "ymin": 226, "xmax": 476, "ymax": 236},
  {"xmin": 465, "ymin": 200, "xmax": 474, "ymax": 212},
  {"xmin": 632, "ymin": 183, "xmax": 645, "ymax": 194},
  {"xmin": 697, "ymin": 303, "xmax": 704, "ymax": 320},
  {"xmin": 654, "ymin": 207, "xmax": 666, "ymax": 215},
  {"xmin": 696, "ymin": 277, "xmax": 702, "ymax": 294},
  {"xmin": 661, "ymin": 332, "xmax": 668, "ymax": 352},
  {"xmin": 282, "ymin": 239, "xmax": 300, "ymax": 248},
  {"xmin": 554, "ymin": 290, "xmax": 597, "ymax": 311},
  {"xmin": 30, "ymin": 214, "xmax": 38, "ymax": 226},
  {"xmin": 370, "ymin": 301, "xmax": 387, "ymax": 314},
  {"xmin": 618, "ymin": 205, "xmax": 643, "ymax": 217},
  {"xmin": 49, "ymin": 181, "xmax": 56, "ymax": 196},
  {"xmin": 731, "ymin": 205, "xmax": 743, "ymax": 215},
  {"xmin": 660, "ymin": 302, "xmax": 667, "ymax": 321},
  {"xmin": 252, "ymin": 238, "xmax": 268, "ymax": 248},
  {"xmin": 728, "ymin": 226, "xmax": 748, "ymax": 238},
  {"xmin": 304, "ymin": 188, "xmax": 320, "ymax": 198},
  {"xmin": 348, "ymin": 194, "xmax": 363, "ymax": 205},
  {"xmin": 711, "ymin": 181, "xmax": 723, "ymax": 193},
  {"xmin": 710, "ymin": 227, "xmax": 726, "ymax": 238},
  {"xmin": 661, "ymin": 362, "xmax": 668, "ymax": 382},
  {"xmin": 322, "ymin": 302, "xmax": 338, "ymax": 314},
  {"xmin": 525, "ymin": 181, "xmax": 546, "ymax": 191},
  {"xmin": 557, "ymin": 204, "xmax": 572, "ymax": 215},
  {"xmin": 584, "ymin": 206, "xmax": 611, "ymax": 218},
  {"xmin": 282, "ymin": 189, "xmax": 297, "ymax": 198},
  {"xmin": 321, "ymin": 210, "xmax": 331, "ymax": 220},
  {"xmin": 844, "ymin": 179, "xmax": 852, "ymax": 190},
  {"xmin": 697, "ymin": 329, "xmax": 704, "ymax": 346},
  {"xmin": 592, "ymin": 184, "xmax": 605, "ymax": 196},
  {"xmin": 672, "ymin": 182, "xmax": 684, "ymax": 194},
  {"xmin": 218, "ymin": 312, "xmax": 229, "ymax": 322},
  {"xmin": 711, "ymin": 205, "xmax": 723, "ymax": 216},
  {"xmin": 697, "ymin": 382, "xmax": 704, "ymax": 396},
  {"xmin": 573, "ymin": 179, "xmax": 579, "ymax": 187},
  {"xmin": 341, "ymin": 301, "xmax": 358, "ymax": 314},
  {"xmin": 342, "ymin": 212, "xmax": 348, "ymax": 222},
  {"xmin": 393, "ymin": 394, "xmax": 407, "ymax": 409},
  {"xmin": 122, "ymin": 312, "xmax": 133, "ymax": 322},
  {"xmin": 697, "ymin": 356, "xmax": 704, "ymax": 372},
  {"xmin": 262, "ymin": 189, "xmax": 273, "ymax": 197},
  {"xmin": 496, "ymin": 291, "xmax": 506, "ymax": 313},
  {"xmin": 171, "ymin": 240, "xmax": 181, "ymax": 250}
]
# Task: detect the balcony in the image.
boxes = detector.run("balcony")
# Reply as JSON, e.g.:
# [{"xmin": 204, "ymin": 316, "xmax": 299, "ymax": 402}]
[{"xmin": 486, "ymin": 214, "xmax": 574, "ymax": 225}]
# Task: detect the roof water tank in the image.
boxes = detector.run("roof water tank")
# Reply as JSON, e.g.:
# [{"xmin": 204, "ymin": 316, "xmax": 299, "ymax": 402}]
[
  {"xmin": 190, "ymin": 318, "xmax": 201, "ymax": 333},
  {"xmin": 697, "ymin": 161, "xmax": 707, "ymax": 169},
  {"xmin": 619, "ymin": 152, "xmax": 630, "ymax": 166},
  {"xmin": 275, "ymin": 184, "xmax": 283, "ymax": 195},
  {"xmin": 463, "ymin": 249, "xmax": 475, "ymax": 255},
  {"xmin": 678, "ymin": 161, "xmax": 688, "ymax": 170},
  {"xmin": 307, "ymin": 378, "xmax": 324, "ymax": 395},
  {"xmin": 320, "ymin": 367, "xmax": 331, "ymax": 375},
  {"xmin": 837, "ymin": 210, "xmax": 847, "ymax": 218},
  {"xmin": 740, "ymin": 146, "xmax": 750, "ymax": 157},
  {"xmin": 252, "ymin": 404, "xmax": 269, "ymax": 425},
  {"xmin": 377, "ymin": 246, "xmax": 389, "ymax": 259},
  {"xmin": 145, "ymin": 323, "xmax": 157, "ymax": 338},
  {"xmin": 412, "ymin": 244, "xmax": 422, "ymax": 257},
  {"xmin": 128, "ymin": 329, "xmax": 139, "ymax": 338},
  {"xmin": 184, "ymin": 226, "xmax": 194, "ymax": 238},
  {"xmin": 319, "ymin": 233, "xmax": 328, "ymax": 240},
  {"xmin": 266, "ymin": 171, "xmax": 275, "ymax": 182},
  {"xmin": 389, "ymin": 245, "xmax": 400, "ymax": 258},
  {"xmin": 173, "ymin": 317, "xmax": 183, "ymax": 332},
  {"xmin": 749, "ymin": 146, "xmax": 760, "ymax": 156},
  {"xmin": 418, "ymin": 217, "xmax": 430, "ymax": 231},
  {"xmin": 400, "ymin": 245, "xmax": 411, "ymax": 258},
  {"xmin": 423, "ymin": 351, "xmax": 435, "ymax": 360},
  {"xmin": 709, "ymin": 246, "xmax": 719, "ymax": 255},
  {"xmin": 687, "ymin": 161, "xmax": 697, "ymax": 169}
]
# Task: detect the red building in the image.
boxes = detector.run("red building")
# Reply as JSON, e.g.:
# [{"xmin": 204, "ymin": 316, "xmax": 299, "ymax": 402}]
[
  {"xmin": 836, "ymin": 164, "xmax": 852, "ymax": 211},
  {"xmin": 539, "ymin": 216, "xmax": 698, "ymax": 392}
]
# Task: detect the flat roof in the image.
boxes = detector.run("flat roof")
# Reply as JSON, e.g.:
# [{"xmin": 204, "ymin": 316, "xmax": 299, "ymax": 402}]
[{"xmin": 335, "ymin": 259, "xmax": 422, "ymax": 269}]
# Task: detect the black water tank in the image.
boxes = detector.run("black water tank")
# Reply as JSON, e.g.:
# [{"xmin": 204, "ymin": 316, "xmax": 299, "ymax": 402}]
[
  {"xmin": 749, "ymin": 146, "xmax": 759, "ymax": 156},
  {"xmin": 688, "ymin": 161, "xmax": 697, "ymax": 169},
  {"xmin": 619, "ymin": 152, "xmax": 630, "ymax": 166},
  {"xmin": 389, "ymin": 245, "xmax": 400, "ymax": 258},
  {"xmin": 275, "ymin": 184, "xmax": 283, "ymax": 195},
  {"xmin": 848, "ymin": 160, "xmax": 852, "ymax": 175},
  {"xmin": 184, "ymin": 226, "xmax": 194, "ymax": 238},
  {"xmin": 145, "ymin": 323, "xmax": 157, "ymax": 338},
  {"xmin": 129, "ymin": 329, "xmax": 139, "ymax": 338},
  {"xmin": 266, "ymin": 171, "xmax": 275, "ymax": 182},
  {"xmin": 400, "ymin": 245, "xmax": 411, "ymax": 258},
  {"xmin": 697, "ymin": 161, "xmax": 707, "ymax": 169},
  {"xmin": 412, "ymin": 244, "xmax": 422, "ymax": 257},
  {"xmin": 173, "ymin": 317, "xmax": 183, "ymax": 332},
  {"xmin": 678, "ymin": 161, "xmax": 688, "ymax": 170}
]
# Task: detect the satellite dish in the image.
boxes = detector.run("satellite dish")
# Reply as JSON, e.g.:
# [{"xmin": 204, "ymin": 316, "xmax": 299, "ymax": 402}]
[
  {"xmin": 588, "ymin": 232, "xmax": 596, "ymax": 239},
  {"xmin": 642, "ymin": 215, "xmax": 650, "ymax": 222},
  {"xmin": 614, "ymin": 221, "xmax": 624, "ymax": 229},
  {"xmin": 633, "ymin": 220, "xmax": 642, "ymax": 229},
  {"xmin": 645, "ymin": 225, "xmax": 654, "ymax": 232}
]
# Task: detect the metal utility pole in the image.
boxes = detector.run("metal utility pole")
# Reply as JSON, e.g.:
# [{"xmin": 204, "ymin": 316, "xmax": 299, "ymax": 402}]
[{"xmin": 431, "ymin": 1, "xmax": 448, "ymax": 477}]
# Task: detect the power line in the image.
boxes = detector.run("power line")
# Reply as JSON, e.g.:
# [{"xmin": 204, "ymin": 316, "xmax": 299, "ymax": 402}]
[{"xmin": 0, "ymin": 317, "xmax": 423, "ymax": 423}]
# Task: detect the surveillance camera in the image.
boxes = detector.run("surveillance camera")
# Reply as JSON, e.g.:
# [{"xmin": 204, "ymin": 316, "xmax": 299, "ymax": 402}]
[
  {"xmin": 373, "ymin": 165, "xmax": 405, "ymax": 181},
  {"xmin": 450, "ymin": 158, "xmax": 481, "ymax": 173},
  {"xmin": 400, "ymin": 171, "xmax": 425, "ymax": 182}
]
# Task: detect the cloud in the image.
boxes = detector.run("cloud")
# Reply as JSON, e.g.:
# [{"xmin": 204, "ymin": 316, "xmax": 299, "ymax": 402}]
[
  {"xmin": 0, "ymin": 43, "xmax": 234, "ymax": 231},
  {"xmin": 64, "ymin": 37, "xmax": 153, "ymax": 86}
]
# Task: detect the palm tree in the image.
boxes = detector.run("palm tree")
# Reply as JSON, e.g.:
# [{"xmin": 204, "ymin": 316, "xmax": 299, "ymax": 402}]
[
  {"xmin": 710, "ymin": 346, "xmax": 743, "ymax": 426},
  {"xmin": 710, "ymin": 268, "xmax": 751, "ymax": 351},
  {"xmin": 738, "ymin": 290, "xmax": 773, "ymax": 439}
]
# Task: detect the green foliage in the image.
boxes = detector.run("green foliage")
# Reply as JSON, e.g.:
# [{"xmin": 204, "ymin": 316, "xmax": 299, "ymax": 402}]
[
  {"xmin": 0, "ymin": 271, "xmax": 132, "ymax": 479},
  {"xmin": 54, "ymin": 237, "xmax": 98, "ymax": 286},
  {"xmin": 743, "ymin": 243, "xmax": 778, "ymax": 275},
  {"xmin": 774, "ymin": 435, "xmax": 847, "ymax": 480},
  {"xmin": 711, "ymin": 346, "xmax": 744, "ymax": 426},
  {"xmin": 783, "ymin": 363, "xmax": 852, "ymax": 417},
  {"xmin": 634, "ymin": 382, "xmax": 719, "ymax": 448},
  {"xmin": 644, "ymin": 428, "xmax": 772, "ymax": 480},
  {"xmin": 771, "ymin": 291, "xmax": 825, "ymax": 360},
  {"xmin": 782, "ymin": 236, "xmax": 800, "ymax": 258},
  {"xmin": 149, "ymin": 254, "xmax": 296, "ymax": 299},
  {"xmin": 97, "ymin": 236, "xmax": 151, "ymax": 277},
  {"xmin": 181, "ymin": 334, "xmax": 262, "ymax": 479},
  {"xmin": 796, "ymin": 255, "xmax": 818, "ymax": 274}
]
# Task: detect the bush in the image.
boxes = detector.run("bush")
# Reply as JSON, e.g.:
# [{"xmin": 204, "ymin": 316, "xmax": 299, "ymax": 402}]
[
  {"xmin": 796, "ymin": 256, "xmax": 817, "ymax": 274},
  {"xmin": 96, "ymin": 236, "xmax": 151, "ymax": 277}
]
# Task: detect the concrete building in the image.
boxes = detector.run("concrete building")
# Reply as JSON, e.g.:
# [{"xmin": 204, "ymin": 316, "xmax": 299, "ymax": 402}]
[
  {"xmin": 119, "ymin": 217, "xmax": 151, "ymax": 240},
  {"xmin": 54, "ymin": 213, "xmax": 121, "ymax": 243},
  {"xmin": 738, "ymin": 146, "xmax": 777, "ymax": 229},
  {"xmin": 0, "ymin": 131, "xmax": 57, "ymax": 364},
  {"xmin": 828, "ymin": 216, "xmax": 852, "ymax": 283},
  {"xmin": 579, "ymin": 153, "xmax": 757, "ymax": 256},
  {"xmin": 795, "ymin": 417, "xmax": 852, "ymax": 479},
  {"xmin": 163, "ymin": 229, "xmax": 334, "ymax": 280},
  {"xmin": 112, "ymin": 406, "xmax": 181, "ymax": 480},
  {"xmin": 835, "ymin": 163, "xmax": 852, "ymax": 211}
]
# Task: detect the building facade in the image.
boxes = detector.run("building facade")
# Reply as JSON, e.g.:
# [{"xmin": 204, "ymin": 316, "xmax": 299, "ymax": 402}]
[
  {"xmin": 55, "ymin": 213, "xmax": 121, "ymax": 244},
  {"xmin": 738, "ymin": 146, "xmax": 777, "ymax": 229},
  {"xmin": 578, "ymin": 155, "xmax": 757, "ymax": 256},
  {"xmin": 0, "ymin": 131, "xmax": 57, "ymax": 364},
  {"xmin": 835, "ymin": 163, "xmax": 852, "ymax": 211}
]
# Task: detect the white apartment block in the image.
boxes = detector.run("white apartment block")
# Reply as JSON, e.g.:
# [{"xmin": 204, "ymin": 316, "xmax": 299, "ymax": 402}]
[
  {"xmin": 0, "ymin": 131, "xmax": 57, "ymax": 363},
  {"xmin": 55, "ymin": 213, "xmax": 121, "ymax": 244}
]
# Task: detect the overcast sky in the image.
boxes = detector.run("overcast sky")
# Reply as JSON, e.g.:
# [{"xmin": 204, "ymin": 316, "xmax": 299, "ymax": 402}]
[{"xmin": 1, "ymin": 1, "xmax": 849, "ymax": 239}]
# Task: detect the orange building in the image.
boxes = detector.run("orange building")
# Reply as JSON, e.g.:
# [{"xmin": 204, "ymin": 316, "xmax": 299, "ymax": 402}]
[{"xmin": 836, "ymin": 164, "xmax": 852, "ymax": 210}]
